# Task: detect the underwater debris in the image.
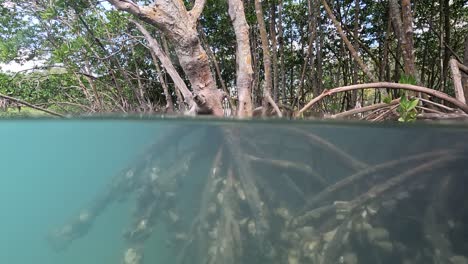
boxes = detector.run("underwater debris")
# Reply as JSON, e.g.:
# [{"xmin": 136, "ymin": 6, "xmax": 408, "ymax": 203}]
[{"xmin": 124, "ymin": 247, "xmax": 143, "ymax": 264}]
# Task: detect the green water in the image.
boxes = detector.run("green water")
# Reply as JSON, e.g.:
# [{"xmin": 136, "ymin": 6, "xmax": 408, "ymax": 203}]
[{"xmin": 0, "ymin": 118, "xmax": 467, "ymax": 264}]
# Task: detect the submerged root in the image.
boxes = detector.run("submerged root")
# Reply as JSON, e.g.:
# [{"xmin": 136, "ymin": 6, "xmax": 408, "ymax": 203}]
[{"xmin": 48, "ymin": 125, "xmax": 468, "ymax": 264}]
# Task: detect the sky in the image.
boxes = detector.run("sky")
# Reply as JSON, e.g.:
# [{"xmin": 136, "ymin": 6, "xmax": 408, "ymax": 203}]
[{"xmin": 0, "ymin": 60, "xmax": 46, "ymax": 73}]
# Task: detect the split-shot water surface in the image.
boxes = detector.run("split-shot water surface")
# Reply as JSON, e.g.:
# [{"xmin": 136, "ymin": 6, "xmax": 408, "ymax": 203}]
[{"xmin": 0, "ymin": 117, "xmax": 467, "ymax": 264}]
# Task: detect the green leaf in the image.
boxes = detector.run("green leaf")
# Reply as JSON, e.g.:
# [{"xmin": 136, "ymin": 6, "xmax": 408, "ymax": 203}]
[
  {"xmin": 383, "ymin": 96, "xmax": 391, "ymax": 104},
  {"xmin": 400, "ymin": 94, "xmax": 408, "ymax": 105},
  {"xmin": 407, "ymin": 98, "xmax": 419, "ymax": 111},
  {"xmin": 398, "ymin": 117, "xmax": 405, "ymax": 122},
  {"xmin": 399, "ymin": 74, "xmax": 417, "ymax": 85}
]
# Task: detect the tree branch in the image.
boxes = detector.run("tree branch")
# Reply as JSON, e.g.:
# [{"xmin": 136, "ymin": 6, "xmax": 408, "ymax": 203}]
[
  {"xmin": 418, "ymin": 97, "xmax": 455, "ymax": 112},
  {"xmin": 266, "ymin": 94, "xmax": 283, "ymax": 117},
  {"xmin": 371, "ymin": 104, "xmax": 399, "ymax": 122},
  {"xmin": 450, "ymin": 58, "xmax": 466, "ymax": 104},
  {"xmin": 321, "ymin": 0, "xmax": 378, "ymax": 82},
  {"xmin": 131, "ymin": 20, "xmax": 194, "ymax": 107},
  {"xmin": 296, "ymin": 82, "xmax": 468, "ymax": 116},
  {"xmin": 0, "ymin": 93, "xmax": 65, "ymax": 117},
  {"xmin": 331, "ymin": 99, "xmax": 400, "ymax": 119},
  {"xmin": 188, "ymin": 0, "xmax": 206, "ymax": 23},
  {"xmin": 107, "ymin": 0, "xmax": 144, "ymax": 16},
  {"xmin": 457, "ymin": 61, "xmax": 468, "ymax": 74}
]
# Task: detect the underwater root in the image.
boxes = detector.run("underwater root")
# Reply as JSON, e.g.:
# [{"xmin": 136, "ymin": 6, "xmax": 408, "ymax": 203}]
[{"xmin": 48, "ymin": 126, "xmax": 468, "ymax": 264}]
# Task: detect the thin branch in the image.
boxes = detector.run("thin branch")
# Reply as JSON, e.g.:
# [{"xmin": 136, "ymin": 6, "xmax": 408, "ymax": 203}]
[
  {"xmin": 457, "ymin": 62, "xmax": 468, "ymax": 74},
  {"xmin": 107, "ymin": 0, "xmax": 145, "ymax": 17},
  {"xmin": 418, "ymin": 97, "xmax": 455, "ymax": 112},
  {"xmin": 188, "ymin": 0, "xmax": 207, "ymax": 23},
  {"xmin": 50, "ymin": 101, "xmax": 96, "ymax": 112},
  {"xmin": 371, "ymin": 104, "xmax": 399, "ymax": 122},
  {"xmin": 362, "ymin": 107, "xmax": 391, "ymax": 120},
  {"xmin": 425, "ymin": 19, "xmax": 463, "ymax": 63},
  {"xmin": 0, "ymin": 93, "xmax": 65, "ymax": 117},
  {"xmin": 320, "ymin": 0, "xmax": 378, "ymax": 82},
  {"xmin": 266, "ymin": 94, "xmax": 283, "ymax": 117},
  {"xmin": 331, "ymin": 99, "xmax": 400, "ymax": 119},
  {"xmin": 297, "ymin": 82, "xmax": 468, "ymax": 116},
  {"xmin": 341, "ymin": 24, "xmax": 380, "ymax": 69},
  {"xmin": 131, "ymin": 20, "xmax": 194, "ymax": 107},
  {"xmin": 416, "ymin": 106, "xmax": 445, "ymax": 114}
]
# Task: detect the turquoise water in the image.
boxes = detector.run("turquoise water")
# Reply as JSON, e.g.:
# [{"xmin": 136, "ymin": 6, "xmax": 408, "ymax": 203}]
[
  {"xmin": 0, "ymin": 118, "xmax": 467, "ymax": 264},
  {"xmin": 0, "ymin": 121, "xmax": 165, "ymax": 264}
]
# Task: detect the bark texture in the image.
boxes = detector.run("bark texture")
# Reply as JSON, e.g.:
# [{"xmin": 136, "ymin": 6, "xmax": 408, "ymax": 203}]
[
  {"xmin": 277, "ymin": 0, "xmax": 285, "ymax": 101},
  {"xmin": 254, "ymin": 0, "xmax": 274, "ymax": 116},
  {"xmin": 228, "ymin": 0, "xmax": 254, "ymax": 118},
  {"xmin": 107, "ymin": 0, "xmax": 224, "ymax": 115},
  {"xmin": 463, "ymin": 36, "xmax": 468, "ymax": 103},
  {"xmin": 449, "ymin": 58, "xmax": 466, "ymax": 104},
  {"xmin": 270, "ymin": 4, "xmax": 279, "ymax": 102},
  {"xmin": 389, "ymin": 0, "xmax": 416, "ymax": 78},
  {"xmin": 133, "ymin": 20, "xmax": 193, "ymax": 106},
  {"xmin": 401, "ymin": 0, "xmax": 416, "ymax": 77}
]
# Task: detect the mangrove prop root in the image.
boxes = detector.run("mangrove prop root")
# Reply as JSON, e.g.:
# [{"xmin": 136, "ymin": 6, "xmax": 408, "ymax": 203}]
[
  {"xmin": 47, "ymin": 126, "xmax": 196, "ymax": 250},
  {"xmin": 49, "ymin": 126, "xmax": 467, "ymax": 264},
  {"xmin": 177, "ymin": 145, "xmax": 231, "ymax": 264},
  {"xmin": 246, "ymin": 154, "xmax": 327, "ymax": 186},
  {"xmin": 348, "ymin": 155, "xmax": 458, "ymax": 212},
  {"xmin": 224, "ymin": 128, "xmax": 270, "ymax": 237},
  {"xmin": 287, "ymin": 127, "xmax": 368, "ymax": 171},
  {"xmin": 301, "ymin": 150, "xmax": 451, "ymax": 212}
]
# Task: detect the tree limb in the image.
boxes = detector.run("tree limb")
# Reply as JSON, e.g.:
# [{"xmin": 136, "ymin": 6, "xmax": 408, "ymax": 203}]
[
  {"xmin": 457, "ymin": 61, "xmax": 468, "ymax": 74},
  {"xmin": 266, "ymin": 94, "xmax": 283, "ymax": 117},
  {"xmin": 418, "ymin": 97, "xmax": 455, "ymax": 112},
  {"xmin": 320, "ymin": 0, "xmax": 378, "ymax": 82},
  {"xmin": 131, "ymin": 20, "xmax": 194, "ymax": 107},
  {"xmin": 188, "ymin": 0, "xmax": 207, "ymax": 23},
  {"xmin": 297, "ymin": 82, "xmax": 468, "ymax": 116},
  {"xmin": 107, "ymin": 0, "xmax": 145, "ymax": 17},
  {"xmin": 331, "ymin": 99, "xmax": 400, "ymax": 119},
  {"xmin": 450, "ymin": 58, "xmax": 466, "ymax": 104},
  {"xmin": 0, "ymin": 93, "xmax": 65, "ymax": 117}
]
